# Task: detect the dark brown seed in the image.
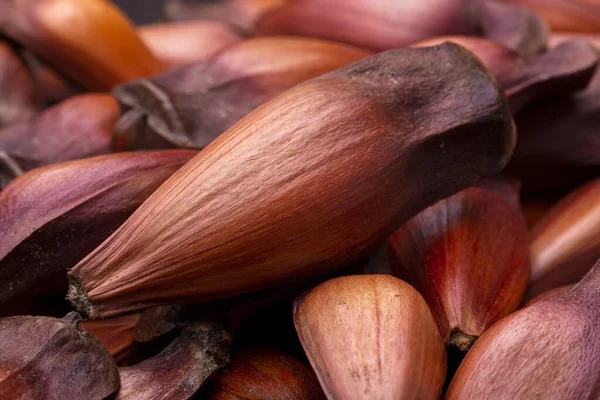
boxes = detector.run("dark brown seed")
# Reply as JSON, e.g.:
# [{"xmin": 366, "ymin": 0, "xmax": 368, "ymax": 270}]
[
  {"xmin": 112, "ymin": 36, "xmax": 370, "ymax": 151},
  {"xmin": 505, "ymin": 66, "xmax": 600, "ymax": 195},
  {"xmin": 414, "ymin": 37, "xmax": 598, "ymax": 114},
  {"xmin": 0, "ymin": 94, "xmax": 118, "ymax": 188},
  {"xmin": 0, "ymin": 312, "xmax": 120, "ymax": 400},
  {"xmin": 116, "ymin": 322, "xmax": 231, "ymax": 400},
  {"xmin": 0, "ymin": 150, "xmax": 196, "ymax": 315}
]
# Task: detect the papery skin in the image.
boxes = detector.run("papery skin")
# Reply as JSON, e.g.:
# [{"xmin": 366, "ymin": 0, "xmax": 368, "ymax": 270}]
[
  {"xmin": 0, "ymin": 40, "xmax": 38, "ymax": 128},
  {"xmin": 0, "ymin": 94, "xmax": 119, "ymax": 188},
  {"xmin": 164, "ymin": 0, "xmax": 287, "ymax": 32},
  {"xmin": 256, "ymin": 0, "xmax": 548, "ymax": 54},
  {"xmin": 446, "ymin": 259, "xmax": 600, "ymax": 399},
  {"xmin": 138, "ymin": 21, "xmax": 242, "ymax": 68},
  {"xmin": 202, "ymin": 347, "xmax": 325, "ymax": 400},
  {"xmin": 79, "ymin": 313, "xmax": 141, "ymax": 366},
  {"xmin": 68, "ymin": 44, "xmax": 515, "ymax": 318},
  {"xmin": 526, "ymin": 178, "xmax": 600, "ymax": 298},
  {"xmin": 116, "ymin": 322, "xmax": 231, "ymax": 400},
  {"xmin": 0, "ymin": 312, "xmax": 120, "ymax": 400},
  {"xmin": 0, "ymin": 150, "xmax": 196, "ymax": 315},
  {"xmin": 0, "ymin": 0, "xmax": 165, "ymax": 91},
  {"xmin": 294, "ymin": 275, "xmax": 446, "ymax": 400},
  {"xmin": 414, "ymin": 37, "xmax": 598, "ymax": 114},
  {"xmin": 388, "ymin": 186, "xmax": 529, "ymax": 350},
  {"xmin": 524, "ymin": 284, "xmax": 575, "ymax": 306},
  {"xmin": 112, "ymin": 36, "xmax": 371, "ymax": 151},
  {"xmin": 504, "ymin": 0, "xmax": 600, "ymax": 33}
]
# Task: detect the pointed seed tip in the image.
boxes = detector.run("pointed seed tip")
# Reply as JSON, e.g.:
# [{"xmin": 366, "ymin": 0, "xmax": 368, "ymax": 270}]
[
  {"xmin": 447, "ymin": 330, "xmax": 478, "ymax": 352},
  {"xmin": 67, "ymin": 273, "xmax": 97, "ymax": 319}
]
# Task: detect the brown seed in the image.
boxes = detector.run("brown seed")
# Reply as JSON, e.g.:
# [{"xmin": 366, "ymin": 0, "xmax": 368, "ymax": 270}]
[
  {"xmin": 202, "ymin": 347, "xmax": 325, "ymax": 400},
  {"xmin": 294, "ymin": 275, "xmax": 447, "ymax": 399},
  {"xmin": 68, "ymin": 44, "xmax": 515, "ymax": 318},
  {"xmin": 112, "ymin": 36, "xmax": 371, "ymax": 151},
  {"xmin": 79, "ymin": 313, "xmax": 141, "ymax": 366},
  {"xmin": 0, "ymin": 312, "xmax": 120, "ymax": 400},
  {"xmin": 388, "ymin": 182, "xmax": 530, "ymax": 350},
  {"xmin": 0, "ymin": 40, "xmax": 38, "ymax": 128},
  {"xmin": 0, "ymin": 94, "xmax": 118, "ymax": 188},
  {"xmin": 526, "ymin": 177, "xmax": 600, "ymax": 298},
  {"xmin": 0, "ymin": 0, "xmax": 165, "ymax": 91},
  {"xmin": 164, "ymin": 0, "xmax": 286, "ymax": 32},
  {"xmin": 138, "ymin": 21, "xmax": 242, "ymax": 68},
  {"xmin": 256, "ymin": 0, "xmax": 548, "ymax": 54},
  {"xmin": 115, "ymin": 322, "xmax": 231, "ymax": 400},
  {"xmin": 0, "ymin": 150, "xmax": 196, "ymax": 315},
  {"xmin": 446, "ymin": 258, "xmax": 600, "ymax": 399},
  {"xmin": 414, "ymin": 37, "xmax": 598, "ymax": 114}
]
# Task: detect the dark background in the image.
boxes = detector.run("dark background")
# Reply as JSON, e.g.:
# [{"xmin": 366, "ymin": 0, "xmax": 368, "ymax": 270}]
[{"xmin": 112, "ymin": 0, "xmax": 205, "ymax": 25}]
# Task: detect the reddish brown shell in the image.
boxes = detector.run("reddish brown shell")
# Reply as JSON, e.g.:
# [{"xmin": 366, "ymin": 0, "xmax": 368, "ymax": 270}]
[
  {"xmin": 526, "ymin": 177, "xmax": 600, "ymax": 298},
  {"xmin": 294, "ymin": 275, "xmax": 447, "ymax": 399},
  {"xmin": 0, "ymin": 0, "xmax": 165, "ymax": 91},
  {"xmin": 447, "ymin": 259, "xmax": 600, "ymax": 398},
  {"xmin": 388, "ymin": 184, "xmax": 529, "ymax": 350},
  {"xmin": 202, "ymin": 347, "xmax": 325, "ymax": 399}
]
